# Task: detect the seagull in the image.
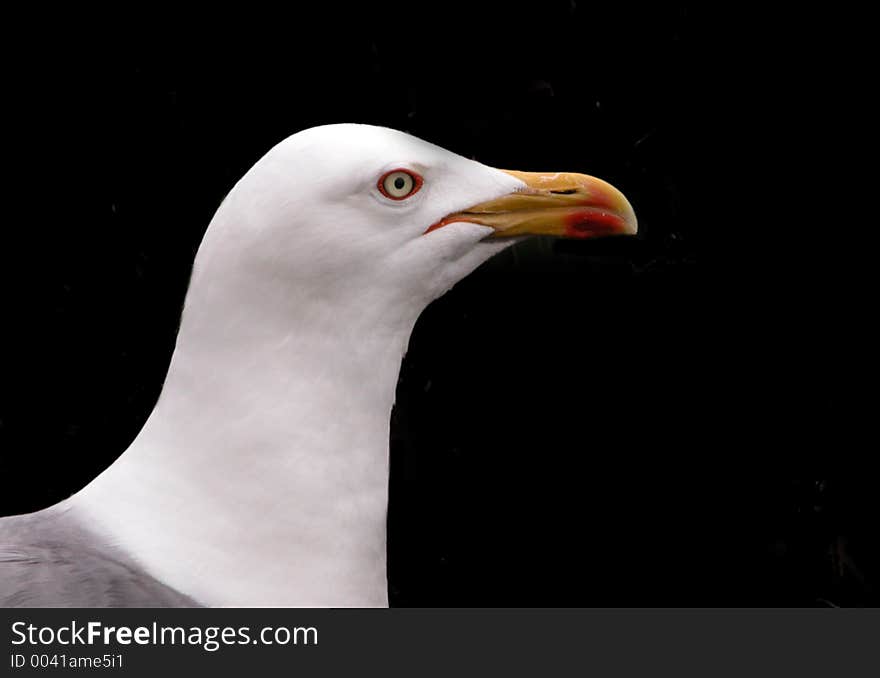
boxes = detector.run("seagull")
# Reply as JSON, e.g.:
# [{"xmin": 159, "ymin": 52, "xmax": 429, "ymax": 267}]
[{"xmin": 1, "ymin": 124, "xmax": 636, "ymax": 607}]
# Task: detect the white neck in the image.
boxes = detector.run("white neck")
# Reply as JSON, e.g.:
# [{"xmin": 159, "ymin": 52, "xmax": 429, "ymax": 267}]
[{"xmin": 73, "ymin": 208, "xmax": 428, "ymax": 607}]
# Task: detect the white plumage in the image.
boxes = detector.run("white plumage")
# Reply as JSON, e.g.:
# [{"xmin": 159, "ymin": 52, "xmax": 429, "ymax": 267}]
[{"xmin": 1, "ymin": 124, "xmax": 635, "ymax": 607}]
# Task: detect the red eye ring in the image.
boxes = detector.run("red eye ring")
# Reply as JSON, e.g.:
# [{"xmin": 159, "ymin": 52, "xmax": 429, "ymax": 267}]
[{"xmin": 378, "ymin": 169, "xmax": 424, "ymax": 200}]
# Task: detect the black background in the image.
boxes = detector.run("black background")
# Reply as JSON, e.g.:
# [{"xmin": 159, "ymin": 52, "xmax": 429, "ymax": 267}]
[{"xmin": 2, "ymin": 5, "xmax": 874, "ymax": 605}]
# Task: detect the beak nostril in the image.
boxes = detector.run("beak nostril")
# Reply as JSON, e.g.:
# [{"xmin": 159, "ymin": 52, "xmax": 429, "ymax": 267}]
[{"xmin": 550, "ymin": 189, "xmax": 577, "ymax": 195}]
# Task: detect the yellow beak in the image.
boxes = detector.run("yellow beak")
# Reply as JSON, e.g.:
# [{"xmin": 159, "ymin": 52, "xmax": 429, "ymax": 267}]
[{"xmin": 427, "ymin": 170, "xmax": 637, "ymax": 239}]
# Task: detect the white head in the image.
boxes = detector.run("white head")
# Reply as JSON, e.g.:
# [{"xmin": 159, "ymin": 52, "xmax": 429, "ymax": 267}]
[{"xmin": 189, "ymin": 123, "xmax": 637, "ymax": 333}]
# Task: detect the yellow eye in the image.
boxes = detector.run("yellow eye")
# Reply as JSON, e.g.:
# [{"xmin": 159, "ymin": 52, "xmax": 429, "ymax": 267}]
[{"xmin": 379, "ymin": 169, "xmax": 422, "ymax": 200}]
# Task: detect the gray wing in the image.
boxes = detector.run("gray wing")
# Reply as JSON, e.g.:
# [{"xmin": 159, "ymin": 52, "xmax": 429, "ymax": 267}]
[{"xmin": 0, "ymin": 508, "xmax": 200, "ymax": 607}]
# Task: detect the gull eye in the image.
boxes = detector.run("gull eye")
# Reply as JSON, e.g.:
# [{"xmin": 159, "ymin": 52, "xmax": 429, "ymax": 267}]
[{"xmin": 378, "ymin": 169, "xmax": 422, "ymax": 200}]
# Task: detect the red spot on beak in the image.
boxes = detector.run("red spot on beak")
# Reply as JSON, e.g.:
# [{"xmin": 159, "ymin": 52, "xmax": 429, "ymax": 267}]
[{"xmin": 564, "ymin": 210, "xmax": 629, "ymax": 238}]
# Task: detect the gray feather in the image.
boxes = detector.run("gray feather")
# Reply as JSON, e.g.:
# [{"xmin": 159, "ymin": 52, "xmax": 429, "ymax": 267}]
[{"xmin": 0, "ymin": 508, "xmax": 199, "ymax": 607}]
